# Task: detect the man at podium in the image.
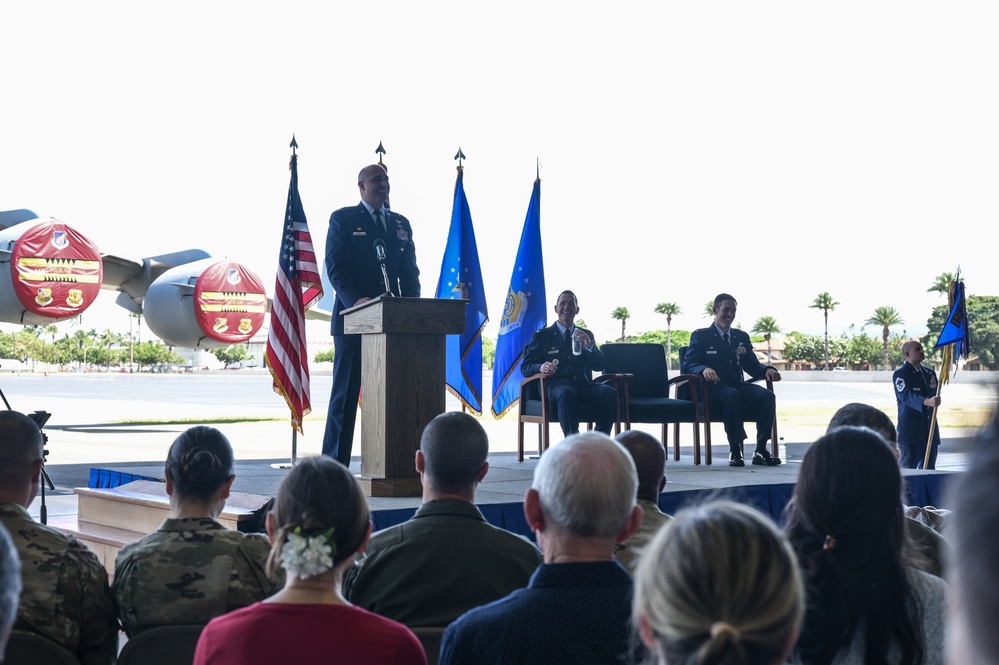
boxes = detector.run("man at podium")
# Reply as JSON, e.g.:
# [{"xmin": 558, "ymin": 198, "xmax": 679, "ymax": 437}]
[{"xmin": 322, "ymin": 164, "xmax": 421, "ymax": 465}]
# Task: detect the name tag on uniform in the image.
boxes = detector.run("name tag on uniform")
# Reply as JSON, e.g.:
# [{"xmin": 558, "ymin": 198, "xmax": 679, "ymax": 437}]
[
  {"xmin": 353, "ymin": 231, "xmax": 367, "ymax": 236},
  {"xmin": 547, "ymin": 349, "xmax": 559, "ymax": 355},
  {"xmin": 707, "ymin": 350, "xmax": 717, "ymax": 355}
]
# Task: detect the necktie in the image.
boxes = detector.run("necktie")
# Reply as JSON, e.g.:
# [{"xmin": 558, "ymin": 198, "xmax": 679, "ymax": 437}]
[
  {"xmin": 723, "ymin": 332, "xmax": 731, "ymax": 347},
  {"xmin": 565, "ymin": 328, "xmax": 573, "ymax": 345},
  {"xmin": 373, "ymin": 209, "xmax": 385, "ymax": 233}
]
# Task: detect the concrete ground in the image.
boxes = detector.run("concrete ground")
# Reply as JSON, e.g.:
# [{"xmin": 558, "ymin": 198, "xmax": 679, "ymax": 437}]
[{"xmin": 8, "ymin": 372, "xmax": 987, "ymax": 522}]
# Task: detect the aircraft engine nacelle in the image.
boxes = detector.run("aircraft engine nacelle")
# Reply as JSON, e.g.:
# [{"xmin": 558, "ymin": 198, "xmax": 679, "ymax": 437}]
[
  {"xmin": 143, "ymin": 258, "xmax": 267, "ymax": 349},
  {"xmin": 0, "ymin": 218, "xmax": 103, "ymax": 325}
]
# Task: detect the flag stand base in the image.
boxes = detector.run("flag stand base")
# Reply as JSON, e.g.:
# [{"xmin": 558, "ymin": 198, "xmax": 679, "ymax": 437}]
[{"xmin": 270, "ymin": 429, "xmax": 298, "ymax": 470}]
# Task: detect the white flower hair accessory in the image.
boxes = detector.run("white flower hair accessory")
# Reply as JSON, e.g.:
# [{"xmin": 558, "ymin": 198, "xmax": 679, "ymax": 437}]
[{"xmin": 280, "ymin": 526, "xmax": 337, "ymax": 579}]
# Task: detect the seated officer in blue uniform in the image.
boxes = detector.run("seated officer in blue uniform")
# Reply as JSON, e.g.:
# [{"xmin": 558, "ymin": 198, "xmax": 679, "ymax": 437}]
[
  {"xmin": 681, "ymin": 293, "xmax": 781, "ymax": 467},
  {"xmin": 893, "ymin": 340, "xmax": 941, "ymax": 469},
  {"xmin": 520, "ymin": 290, "xmax": 617, "ymax": 438}
]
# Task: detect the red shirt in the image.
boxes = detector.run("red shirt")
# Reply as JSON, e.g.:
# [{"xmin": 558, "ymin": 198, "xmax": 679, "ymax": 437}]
[{"xmin": 193, "ymin": 602, "xmax": 426, "ymax": 665}]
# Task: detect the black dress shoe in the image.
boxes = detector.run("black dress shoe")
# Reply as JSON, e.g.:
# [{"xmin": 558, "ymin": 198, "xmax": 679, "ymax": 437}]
[
  {"xmin": 729, "ymin": 452, "xmax": 745, "ymax": 467},
  {"xmin": 752, "ymin": 450, "xmax": 782, "ymax": 466}
]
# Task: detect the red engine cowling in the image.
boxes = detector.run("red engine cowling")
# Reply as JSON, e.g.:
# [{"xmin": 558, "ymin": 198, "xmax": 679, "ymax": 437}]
[
  {"xmin": 143, "ymin": 258, "xmax": 267, "ymax": 349},
  {"xmin": 0, "ymin": 218, "xmax": 103, "ymax": 325}
]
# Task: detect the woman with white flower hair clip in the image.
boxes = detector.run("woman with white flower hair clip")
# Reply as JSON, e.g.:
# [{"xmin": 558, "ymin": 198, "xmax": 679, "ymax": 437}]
[{"xmin": 194, "ymin": 456, "xmax": 427, "ymax": 665}]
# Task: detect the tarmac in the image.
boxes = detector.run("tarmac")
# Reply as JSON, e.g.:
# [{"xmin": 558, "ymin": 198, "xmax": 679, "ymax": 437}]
[{"xmin": 8, "ymin": 372, "xmax": 987, "ymax": 524}]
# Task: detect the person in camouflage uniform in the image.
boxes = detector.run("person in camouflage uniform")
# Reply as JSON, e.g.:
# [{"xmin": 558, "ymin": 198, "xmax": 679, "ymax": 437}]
[
  {"xmin": 112, "ymin": 426, "xmax": 281, "ymax": 637},
  {"xmin": 0, "ymin": 410, "xmax": 118, "ymax": 665},
  {"xmin": 0, "ymin": 522, "xmax": 21, "ymax": 657},
  {"xmin": 614, "ymin": 430, "xmax": 673, "ymax": 572}
]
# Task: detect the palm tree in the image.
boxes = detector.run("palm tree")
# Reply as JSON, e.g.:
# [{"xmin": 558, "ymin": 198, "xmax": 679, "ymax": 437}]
[
  {"xmin": 809, "ymin": 292, "xmax": 840, "ymax": 370},
  {"xmin": 101, "ymin": 329, "xmax": 116, "ymax": 369},
  {"xmin": 703, "ymin": 301, "xmax": 715, "ymax": 318},
  {"xmin": 751, "ymin": 316, "xmax": 781, "ymax": 364},
  {"xmin": 654, "ymin": 302, "xmax": 682, "ymax": 369},
  {"xmin": 866, "ymin": 306, "xmax": 904, "ymax": 370},
  {"xmin": 72, "ymin": 329, "xmax": 90, "ymax": 369},
  {"xmin": 611, "ymin": 307, "xmax": 630, "ymax": 342},
  {"xmin": 928, "ymin": 272, "xmax": 955, "ymax": 297}
]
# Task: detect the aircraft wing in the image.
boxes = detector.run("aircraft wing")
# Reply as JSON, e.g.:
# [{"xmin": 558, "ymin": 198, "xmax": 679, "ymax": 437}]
[{"xmin": 101, "ymin": 249, "xmax": 213, "ymax": 314}]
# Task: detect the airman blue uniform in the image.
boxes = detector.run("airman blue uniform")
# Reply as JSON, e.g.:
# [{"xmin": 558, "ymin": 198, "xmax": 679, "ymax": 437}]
[{"xmin": 893, "ymin": 361, "xmax": 940, "ymax": 469}]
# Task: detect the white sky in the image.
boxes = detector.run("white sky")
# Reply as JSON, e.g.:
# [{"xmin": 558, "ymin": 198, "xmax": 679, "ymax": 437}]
[{"xmin": 2, "ymin": 1, "xmax": 997, "ymax": 344}]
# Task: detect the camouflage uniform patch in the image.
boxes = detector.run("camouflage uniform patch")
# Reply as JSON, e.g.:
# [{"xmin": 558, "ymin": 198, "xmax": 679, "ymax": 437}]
[
  {"xmin": 112, "ymin": 517, "xmax": 282, "ymax": 637},
  {"xmin": 0, "ymin": 502, "xmax": 118, "ymax": 665}
]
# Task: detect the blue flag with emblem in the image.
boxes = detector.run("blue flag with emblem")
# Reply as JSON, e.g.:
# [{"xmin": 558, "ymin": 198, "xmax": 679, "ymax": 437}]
[
  {"xmin": 934, "ymin": 276, "xmax": 971, "ymax": 386},
  {"xmin": 435, "ymin": 166, "xmax": 488, "ymax": 414},
  {"xmin": 491, "ymin": 177, "xmax": 546, "ymax": 418},
  {"xmin": 934, "ymin": 279, "xmax": 969, "ymax": 355}
]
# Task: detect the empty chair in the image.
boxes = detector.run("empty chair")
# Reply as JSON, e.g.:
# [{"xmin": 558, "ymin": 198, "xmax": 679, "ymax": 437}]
[
  {"xmin": 4, "ymin": 630, "xmax": 81, "ymax": 665},
  {"xmin": 117, "ymin": 625, "xmax": 205, "ymax": 665},
  {"xmin": 410, "ymin": 627, "xmax": 446, "ymax": 665},
  {"xmin": 600, "ymin": 343, "xmax": 707, "ymax": 464}
]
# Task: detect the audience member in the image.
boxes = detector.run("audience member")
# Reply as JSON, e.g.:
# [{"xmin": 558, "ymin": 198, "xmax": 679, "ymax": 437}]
[
  {"xmin": 344, "ymin": 412, "xmax": 541, "ymax": 626},
  {"xmin": 113, "ymin": 426, "xmax": 282, "ymax": 636},
  {"xmin": 0, "ymin": 411, "xmax": 117, "ymax": 665},
  {"xmin": 784, "ymin": 427, "xmax": 945, "ymax": 665},
  {"xmin": 520, "ymin": 290, "xmax": 617, "ymax": 437},
  {"xmin": 681, "ymin": 293, "xmax": 781, "ymax": 467},
  {"xmin": 827, "ymin": 402, "xmax": 898, "ymax": 447},
  {"xmin": 893, "ymin": 341, "xmax": 942, "ymax": 469},
  {"xmin": 194, "ymin": 456, "xmax": 425, "ymax": 665},
  {"xmin": 827, "ymin": 402, "xmax": 951, "ymax": 576},
  {"xmin": 614, "ymin": 430, "xmax": 672, "ymax": 572},
  {"xmin": 0, "ymin": 523, "xmax": 20, "ymax": 659},
  {"xmin": 439, "ymin": 432, "xmax": 643, "ymax": 665},
  {"xmin": 634, "ymin": 500, "xmax": 804, "ymax": 665},
  {"xmin": 947, "ymin": 409, "xmax": 999, "ymax": 665}
]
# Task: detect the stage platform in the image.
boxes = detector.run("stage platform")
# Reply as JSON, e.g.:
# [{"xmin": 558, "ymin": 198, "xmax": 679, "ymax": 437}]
[{"xmin": 38, "ymin": 440, "xmax": 959, "ymax": 541}]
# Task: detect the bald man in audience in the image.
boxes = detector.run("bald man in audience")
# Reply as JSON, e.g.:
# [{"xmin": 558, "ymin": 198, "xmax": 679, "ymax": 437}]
[
  {"xmin": 439, "ymin": 432, "xmax": 644, "ymax": 665},
  {"xmin": 0, "ymin": 411, "xmax": 117, "ymax": 664},
  {"xmin": 343, "ymin": 412, "xmax": 541, "ymax": 627},
  {"xmin": 827, "ymin": 402, "xmax": 951, "ymax": 577},
  {"xmin": 614, "ymin": 430, "xmax": 672, "ymax": 572}
]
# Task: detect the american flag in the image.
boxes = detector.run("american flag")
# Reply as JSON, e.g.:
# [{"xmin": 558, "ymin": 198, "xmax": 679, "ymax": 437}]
[{"xmin": 265, "ymin": 149, "xmax": 322, "ymax": 433}]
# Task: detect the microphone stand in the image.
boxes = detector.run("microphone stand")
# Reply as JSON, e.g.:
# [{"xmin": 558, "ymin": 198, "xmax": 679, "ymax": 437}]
[
  {"xmin": 378, "ymin": 263, "xmax": 394, "ymax": 299},
  {"xmin": 0, "ymin": 385, "xmax": 54, "ymax": 524},
  {"xmin": 374, "ymin": 240, "xmax": 395, "ymax": 299}
]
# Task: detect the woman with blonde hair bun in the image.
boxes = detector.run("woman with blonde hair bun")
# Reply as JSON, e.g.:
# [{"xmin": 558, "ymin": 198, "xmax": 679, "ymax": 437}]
[
  {"xmin": 194, "ymin": 456, "xmax": 425, "ymax": 665},
  {"xmin": 633, "ymin": 500, "xmax": 803, "ymax": 665}
]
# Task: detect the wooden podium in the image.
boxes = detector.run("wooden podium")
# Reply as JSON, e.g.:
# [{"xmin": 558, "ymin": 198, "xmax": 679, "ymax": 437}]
[{"xmin": 342, "ymin": 297, "xmax": 466, "ymax": 497}]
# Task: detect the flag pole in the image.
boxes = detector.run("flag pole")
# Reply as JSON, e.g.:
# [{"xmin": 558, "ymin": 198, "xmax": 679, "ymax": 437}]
[
  {"xmin": 289, "ymin": 136, "xmax": 298, "ymax": 467},
  {"xmin": 268, "ymin": 133, "xmax": 323, "ymax": 469},
  {"xmin": 272, "ymin": 134, "xmax": 300, "ymax": 470},
  {"xmin": 924, "ymin": 270, "xmax": 965, "ymax": 469},
  {"xmin": 924, "ymin": 385, "xmax": 940, "ymax": 469}
]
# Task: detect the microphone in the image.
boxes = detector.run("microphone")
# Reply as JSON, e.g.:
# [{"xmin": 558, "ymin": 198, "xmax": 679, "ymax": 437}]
[{"xmin": 373, "ymin": 238, "xmax": 393, "ymax": 297}]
